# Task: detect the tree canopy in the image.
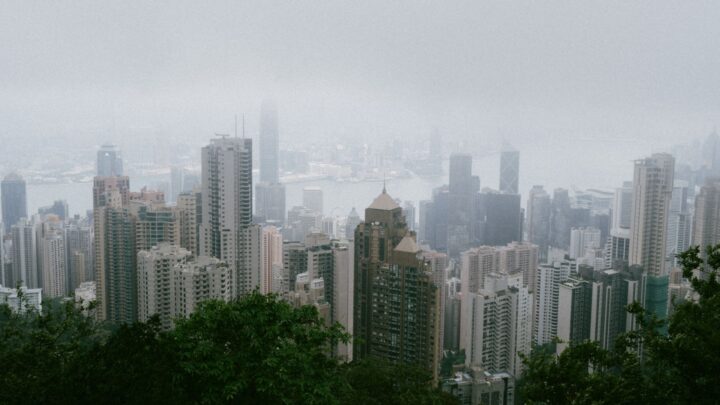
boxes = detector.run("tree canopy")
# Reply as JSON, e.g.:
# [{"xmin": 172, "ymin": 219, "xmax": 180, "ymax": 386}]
[{"xmin": 0, "ymin": 291, "xmax": 453, "ymax": 404}]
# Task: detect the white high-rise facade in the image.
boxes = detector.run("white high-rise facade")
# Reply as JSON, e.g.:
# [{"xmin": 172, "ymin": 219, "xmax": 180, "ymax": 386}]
[
  {"xmin": 629, "ymin": 153, "xmax": 675, "ymax": 277},
  {"xmin": 199, "ymin": 137, "xmax": 259, "ymax": 296},
  {"xmin": 261, "ymin": 226, "xmax": 283, "ymax": 294},
  {"xmin": 38, "ymin": 220, "xmax": 67, "ymax": 298},
  {"xmin": 461, "ymin": 273, "xmax": 531, "ymax": 377},
  {"xmin": 534, "ymin": 261, "xmax": 572, "ymax": 346},
  {"xmin": 569, "ymin": 227, "xmax": 602, "ymax": 259}
]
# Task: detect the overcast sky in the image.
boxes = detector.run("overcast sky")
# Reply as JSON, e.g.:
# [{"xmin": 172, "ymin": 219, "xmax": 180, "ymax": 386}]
[{"xmin": 2, "ymin": 1, "xmax": 719, "ymax": 150}]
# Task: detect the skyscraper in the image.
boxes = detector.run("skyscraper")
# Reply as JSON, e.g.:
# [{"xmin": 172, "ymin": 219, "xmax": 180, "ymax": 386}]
[
  {"xmin": 526, "ymin": 185, "xmax": 551, "ymax": 260},
  {"xmin": 499, "ymin": 147, "xmax": 520, "ymax": 194},
  {"xmin": 461, "ymin": 272, "xmax": 531, "ymax": 376},
  {"xmin": 199, "ymin": 136, "xmax": 259, "ymax": 296},
  {"xmin": 38, "ymin": 217, "xmax": 67, "ymax": 298},
  {"xmin": 1, "ymin": 173, "xmax": 27, "ymax": 232},
  {"xmin": 629, "ymin": 153, "xmax": 675, "ymax": 277},
  {"xmin": 96, "ymin": 144, "xmax": 123, "ymax": 177},
  {"xmin": 11, "ymin": 217, "xmax": 39, "ymax": 288},
  {"xmin": 260, "ymin": 101, "xmax": 279, "ymax": 184},
  {"xmin": 93, "ymin": 176, "xmax": 135, "ymax": 323},
  {"xmin": 256, "ymin": 101, "xmax": 286, "ymax": 225},
  {"xmin": 476, "ymin": 191, "xmax": 523, "ymax": 246},
  {"xmin": 692, "ymin": 178, "xmax": 720, "ymax": 277},
  {"xmin": 665, "ymin": 183, "xmax": 691, "ymax": 269},
  {"xmin": 354, "ymin": 188, "xmax": 441, "ymax": 380},
  {"xmin": 534, "ymin": 262, "xmax": 572, "ymax": 346}
]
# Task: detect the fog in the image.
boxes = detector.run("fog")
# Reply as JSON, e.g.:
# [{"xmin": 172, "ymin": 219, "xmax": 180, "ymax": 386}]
[{"xmin": 2, "ymin": 1, "xmax": 720, "ymax": 197}]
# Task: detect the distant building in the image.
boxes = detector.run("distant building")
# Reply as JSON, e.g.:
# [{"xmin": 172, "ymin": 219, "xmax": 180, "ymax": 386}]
[
  {"xmin": 97, "ymin": 144, "xmax": 123, "ymax": 177},
  {"xmin": 303, "ymin": 187, "xmax": 324, "ymax": 215},
  {"xmin": 526, "ymin": 186, "xmax": 551, "ymax": 261},
  {"xmin": 1, "ymin": 172, "xmax": 27, "ymax": 232},
  {"xmin": 499, "ymin": 147, "xmax": 519, "ymax": 195},
  {"xmin": 693, "ymin": 178, "xmax": 720, "ymax": 277},
  {"xmin": 345, "ymin": 207, "xmax": 361, "ymax": 240},
  {"xmin": 11, "ymin": 217, "xmax": 40, "ymax": 289},
  {"xmin": 442, "ymin": 368, "xmax": 515, "ymax": 405},
  {"xmin": 38, "ymin": 200, "xmax": 68, "ymax": 220}
]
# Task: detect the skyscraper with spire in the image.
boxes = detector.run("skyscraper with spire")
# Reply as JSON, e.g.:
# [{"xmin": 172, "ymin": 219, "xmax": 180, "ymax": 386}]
[
  {"xmin": 200, "ymin": 136, "xmax": 261, "ymax": 297},
  {"xmin": 353, "ymin": 187, "xmax": 441, "ymax": 381}
]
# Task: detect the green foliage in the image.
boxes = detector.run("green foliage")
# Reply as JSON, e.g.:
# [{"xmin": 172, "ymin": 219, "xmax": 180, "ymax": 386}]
[
  {"xmin": 0, "ymin": 291, "xmax": 452, "ymax": 404},
  {"xmin": 340, "ymin": 358, "xmax": 457, "ymax": 405},
  {"xmin": 519, "ymin": 245, "xmax": 720, "ymax": 404}
]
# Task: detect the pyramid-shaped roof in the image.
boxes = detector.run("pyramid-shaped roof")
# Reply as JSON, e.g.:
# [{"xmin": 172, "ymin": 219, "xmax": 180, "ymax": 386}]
[
  {"xmin": 368, "ymin": 188, "xmax": 400, "ymax": 211},
  {"xmin": 394, "ymin": 235, "xmax": 420, "ymax": 254}
]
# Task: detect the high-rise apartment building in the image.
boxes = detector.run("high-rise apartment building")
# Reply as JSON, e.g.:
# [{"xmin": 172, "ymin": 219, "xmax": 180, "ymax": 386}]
[
  {"xmin": 534, "ymin": 262, "xmax": 572, "ymax": 346},
  {"xmin": 499, "ymin": 147, "xmax": 520, "ymax": 195},
  {"xmin": 461, "ymin": 273, "xmax": 531, "ymax": 377},
  {"xmin": 354, "ymin": 189, "xmax": 441, "ymax": 380},
  {"xmin": 38, "ymin": 217, "xmax": 67, "ymax": 298},
  {"xmin": 693, "ymin": 178, "xmax": 720, "ymax": 277},
  {"xmin": 261, "ymin": 226, "xmax": 283, "ymax": 294},
  {"xmin": 569, "ymin": 227, "xmax": 602, "ymax": 259},
  {"xmin": 666, "ymin": 183, "xmax": 691, "ymax": 269},
  {"xmin": 172, "ymin": 256, "xmax": 234, "ymax": 319},
  {"xmin": 11, "ymin": 217, "xmax": 39, "ymax": 288},
  {"xmin": 1, "ymin": 173, "xmax": 27, "ymax": 232},
  {"xmin": 629, "ymin": 153, "xmax": 675, "ymax": 277},
  {"xmin": 199, "ymin": 136, "xmax": 258, "ymax": 296},
  {"xmin": 137, "ymin": 243, "xmax": 193, "ymax": 330},
  {"xmin": 176, "ymin": 190, "xmax": 201, "ymax": 256}
]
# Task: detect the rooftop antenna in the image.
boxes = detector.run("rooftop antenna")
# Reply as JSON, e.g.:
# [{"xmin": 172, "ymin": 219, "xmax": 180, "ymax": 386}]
[
  {"xmin": 215, "ymin": 133, "xmax": 230, "ymax": 139},
  {"xmin": 234, "ymin": 115, "xmax": 238, "ymax": 138},
  {"xmin": 242, "ymin": 114, "xmax": 246, "ymax": 139},
  {"xmin": 383, "ymin": 171, "xmax": 387, "ymax": 193}
]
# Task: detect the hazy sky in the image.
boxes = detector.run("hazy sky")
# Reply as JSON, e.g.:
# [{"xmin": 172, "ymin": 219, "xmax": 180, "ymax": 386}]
[{"xmin": 2, "ymin": 1, "xmax": 720, "ymax": 149}]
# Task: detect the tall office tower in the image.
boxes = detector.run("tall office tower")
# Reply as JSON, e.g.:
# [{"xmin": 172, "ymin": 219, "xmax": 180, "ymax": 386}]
[
  {"xmin": 569, "ymin": 227, "xmax": 602, "ymax": 259},
  {"xmin": 665, "ymin": 183, "xmax": 691, "ymax": 269},
  {"xmin": 1, "ymin": 173, "xmax": 27, "ymax": 232},
  {"xmin": 629, "ymin": 153, "xmax": 674, "ymax": 276},
  {"xmin": 476, "ymin": 191, "xmax": 523, "ymax": 246},
  {"xmin": 169, "ymin": 166, "xmax": 184, "ymax": 203},
  {"xmin": 38, "ymin": 200, "xmax": 69, "ymax": 220},
  {"xmin": 449, "ymin": 153, "xmax": 479, "ymax": 194},
  {"xmin": 403, "ymin": 201, "xmax": 416, "ymax": 231},
  {"xmin": 305, "ymin": 233, "xmax": 336, "ymax": 322},
  {"xmin": 11, "ymin": 217, "xmax": 39, "ymax": 288},
  {"xmin": 303, "ymin": 187, "xmax": 324, "ymax": 215},
  {"xmin": 423, "ymin": 155, "xmax": 479, "ymax": 257},
  {"xmin": 461, "ymin": 273, "xmax": 531, "ymax": 377},
  {"xmin": 607, "ymin": 182, "xmax": 633, "ymax": 268},
  {"xmin": 421, "ymin": 249, "xmax": 449, "ymax": 361},
  {"xmin": 693, "ymin": 178, "xmax": 720, "ymax": 276},
  {"xmin": 345, "ymin": 207, "xmax": 361, "ymax": 240},
  {"xmin": 137, "ymin": 243, "xmax": 192, "ymax": 330},
  {"xmin": 556, "ymin": 277, "xmax": 592, "ymax": 354},
  {"xmin": 526, "ymin": 186, "xmax": 551, "ymax": 261},
  {"xmin": 176, "ymin": 190, "xmax": 201, "ymax": 256},
  {"xmin": 260, "ymin": 101, "xmax": 279, "ymax": 183},
  {"xmin": 38, "ymin": 217, "xmax": 67, "ymax": 298},
  {"xmin": 97, "ymin": 144, "xmax": 124, "ymax": 177},
  {"xmin": 282, "ymin": 241, "xmax": 308, "ymax": 293},
  {"xmin": 199, "ymin": 136, "xmax": 256, "ymax": 297},
  {"xmin": 354, "ymin": 189, "xmax": 441, "ymax": 380},
  {"xmin": 534, "ymin": 262, "xmax": 572, "ymax": 346},
  {"xmin": 255, "ymin": 182, "xmax": 286, "ymax": 224},
  {"xmin": 550, "ymin": 188, "xmax": 572, "ymax": 250},
  {"xmin": 499, "ymin": 147, "xmax": 520, "ymax": 195},
  {"xmin": 0, "ymin": 223, "xmax": 4, "ymax": 286},
  {"xmin": 256, "ymin": 101, "xmax": 286, "ymax": 225},
  {"xmin": 65, "ymin": 216, "xmax": 93, "ymax": 288},
  {"xmin": 261, "ymin": 226, "xmax": 283, "ymax": 294}
]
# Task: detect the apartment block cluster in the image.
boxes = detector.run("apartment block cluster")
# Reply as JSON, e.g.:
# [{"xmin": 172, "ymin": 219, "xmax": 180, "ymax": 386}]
[{"xmin": 3, "ymin": 101, "xmax": 720, "ymax": 405}]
